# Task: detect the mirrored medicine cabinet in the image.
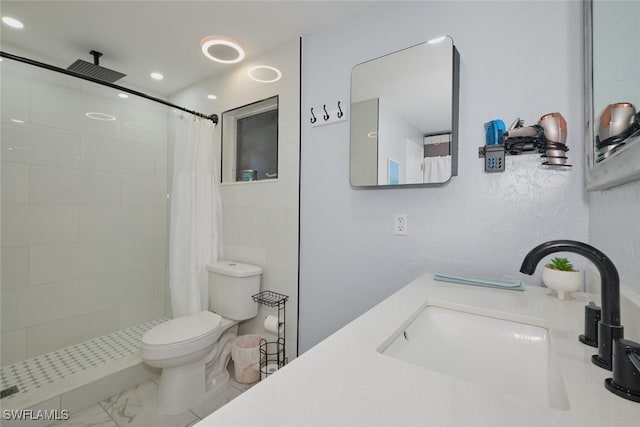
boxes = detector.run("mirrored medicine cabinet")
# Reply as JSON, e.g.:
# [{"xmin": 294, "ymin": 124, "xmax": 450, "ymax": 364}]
[
  {"xmin": 585, "ymin": 0, "xmax": 640, "ymax": 190},
  {"xmin": 350, "ymin": 36, "xmax": 460, "ymax": 187}
]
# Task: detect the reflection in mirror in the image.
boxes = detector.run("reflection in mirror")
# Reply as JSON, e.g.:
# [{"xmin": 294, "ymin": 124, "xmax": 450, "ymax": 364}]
[
  {"xmin": 591, "ymin": 1, "xmax": 640, "ymax": 165},
  {"xmin": 350, "ymin": 36, "xmax": 459, "ymax": 187},
  {"xmin": 221, "ymin": 96, "xmax": 279, "ymax": 183}
]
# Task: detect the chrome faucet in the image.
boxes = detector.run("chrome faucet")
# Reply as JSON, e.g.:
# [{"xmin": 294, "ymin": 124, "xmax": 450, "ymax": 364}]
[{"xmin": 519, "ymin": 240, "xmax": 623, "ymax": 370}]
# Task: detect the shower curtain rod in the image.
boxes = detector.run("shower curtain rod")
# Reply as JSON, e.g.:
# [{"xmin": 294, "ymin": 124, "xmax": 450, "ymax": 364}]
[{"xmin": 0, "ymin": 51, "xmax": 219, "ymax": 124}]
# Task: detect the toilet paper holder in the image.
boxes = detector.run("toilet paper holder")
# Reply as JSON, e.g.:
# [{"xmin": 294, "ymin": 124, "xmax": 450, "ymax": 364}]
[{"xmin": 252, "ymin": 290, "xmax": 289, "ymax": 380}]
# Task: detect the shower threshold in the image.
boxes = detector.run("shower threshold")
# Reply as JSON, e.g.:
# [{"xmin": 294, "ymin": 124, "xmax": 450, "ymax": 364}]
[{"xmin": 0, "ymin": 318, "xmax": 167, "ymax": 412}]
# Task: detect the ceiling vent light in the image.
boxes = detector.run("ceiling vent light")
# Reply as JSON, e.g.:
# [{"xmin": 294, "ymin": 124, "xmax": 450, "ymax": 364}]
[
  {"xmin": 200, "ymin": 36, "xmax": 245, "ymax": 64},
  {"xmin": 248, "ymin": 65, "xmax": 282, "ymax": 83},
  {"xmin": 2, "ymin": 16, "xmax": 24, "ymax": 29},
  {"xmin": 207, "ymin": 94, "xmax": 217, "ymax": 100},
  {"xmin": 150, "ymin": 72, "xmax": 164, "ymax": 80}
]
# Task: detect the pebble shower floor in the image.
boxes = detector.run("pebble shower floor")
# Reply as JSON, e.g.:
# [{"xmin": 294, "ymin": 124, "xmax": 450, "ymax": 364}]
[{"xmin": 0, "ymin": 318, "xmax": 167, "ymax": 397}]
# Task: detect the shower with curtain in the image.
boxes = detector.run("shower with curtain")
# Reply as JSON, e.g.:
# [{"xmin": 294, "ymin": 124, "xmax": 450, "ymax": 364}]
[{"xmin": 0, "ymin": 53, "xmax": 221, "ymax": 400}]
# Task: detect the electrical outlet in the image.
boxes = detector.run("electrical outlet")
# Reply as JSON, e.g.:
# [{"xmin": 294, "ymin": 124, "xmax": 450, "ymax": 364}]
[{"xmin": 394, "ymin": 214, "xmax": 408, "ymax": 235}]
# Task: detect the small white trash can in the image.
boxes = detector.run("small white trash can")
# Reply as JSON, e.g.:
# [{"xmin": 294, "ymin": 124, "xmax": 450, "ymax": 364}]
[{"xmin": 231, "ymin": 334, "xmax": 262, "ymax": 384}]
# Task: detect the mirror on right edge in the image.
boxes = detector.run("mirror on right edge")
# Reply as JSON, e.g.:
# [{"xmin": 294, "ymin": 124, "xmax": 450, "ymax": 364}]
[
  {"xmin": 350, "ymin": 36, "xmax": 460, "ymax": 187},
  {"xmin": 585, "ymin": 0, "xmax": 640, "ymax": 190}
]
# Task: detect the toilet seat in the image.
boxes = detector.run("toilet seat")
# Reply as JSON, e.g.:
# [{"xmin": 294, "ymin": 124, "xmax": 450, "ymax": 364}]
[{"xmin": 141, "ymin": 311, "xmax": 222, "ymax": 361}]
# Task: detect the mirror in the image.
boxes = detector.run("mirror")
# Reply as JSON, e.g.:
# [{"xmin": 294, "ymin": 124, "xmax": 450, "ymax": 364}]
[
  {"xmin": 350, "ymin": 36, "xmax": 459, "ymax": 187},
  {"xmin": 585, "ymin": 0, "xmax": 640, "ymax": 190}
]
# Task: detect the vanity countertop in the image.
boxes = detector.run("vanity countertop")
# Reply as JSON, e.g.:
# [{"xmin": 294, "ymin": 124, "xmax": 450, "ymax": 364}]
[{"xmin": 197, "ymin": 274, "xmax": 640, "ymax": 426}]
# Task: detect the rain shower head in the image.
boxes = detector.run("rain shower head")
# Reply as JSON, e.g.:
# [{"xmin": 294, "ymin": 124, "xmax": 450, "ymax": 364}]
[{"xmin": 66, "ymin": 50, "xmax": 126, "ymax": 83}]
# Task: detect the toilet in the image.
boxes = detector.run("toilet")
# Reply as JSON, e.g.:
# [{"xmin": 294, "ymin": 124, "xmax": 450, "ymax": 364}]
[{"xmin": 141, "ymin": 261, "xmax": 262, "ymax": 415}]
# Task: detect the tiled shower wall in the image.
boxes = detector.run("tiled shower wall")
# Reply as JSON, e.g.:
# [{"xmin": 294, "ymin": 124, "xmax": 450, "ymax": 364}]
[{"xmin": 1, "ymin": 59, "xmax": 169, "ymax": 365}]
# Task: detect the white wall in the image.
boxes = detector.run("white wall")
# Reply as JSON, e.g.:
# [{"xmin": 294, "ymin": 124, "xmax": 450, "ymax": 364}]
[
  {"xmin": 1, "ymin": 60, "xmax": 168, "ymax": 364},
  {"xmin": 299, "ymin": 1, "xmax": 587, "ymax": 352},
  {"xmin": 171, "ymin": 39, "xmax": 300, "ymax": 360}
]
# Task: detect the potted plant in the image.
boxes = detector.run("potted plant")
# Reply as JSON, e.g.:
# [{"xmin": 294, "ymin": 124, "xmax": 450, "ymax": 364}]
[{"xmin": 542, "ymin": 257, "xmax": 581, "ymax": 300}]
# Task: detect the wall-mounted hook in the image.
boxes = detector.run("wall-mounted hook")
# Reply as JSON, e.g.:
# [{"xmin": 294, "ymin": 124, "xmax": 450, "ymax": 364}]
[{"xmin": 310, "ymin": 102, "xmax": 347, "ymax": 127}]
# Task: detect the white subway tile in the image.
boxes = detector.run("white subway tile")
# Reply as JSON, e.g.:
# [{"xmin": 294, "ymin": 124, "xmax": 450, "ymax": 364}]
[
  {"xmin": 0, "ymin": 76, "xmax": 29, "ymax": 121},
  {"xmin": 78, "ymin": 274, "xmax": 123, "ymax": 314},
  {"xmin": 29, "ymin": 165, "xmax": 84, "ymax": 205},
  {"xmin": 153, "ymin": 207, "xmax": 168, "ymax": 237},
  {"xmin": 120, "ymin": 207, "xmax": 156, "ymax": 238},
  {"xmin": 78, "ymin": 207, "xmax": 123, "ymax": 241},
  {"xmin": 121, "ymin": 175, "xmax": 165, "ymax": 207},
  {"xmin": 155, "ymin": 145, "xmax": 168, "ymax": 177},
  {"xmin": 120, "ymin": 238, "xmax": 165, "ymax": 273},
  {"xmin": 1, "ymin": 280, "xmax": 78, "ymax": 332},
  {"xmin": 1, "ymin": 162, "xmax": 29, "ymax": 204},
  {"xmin": 74, "ymin": 241, "xmax": 121, "ymax": 278},
  {"xmin": 1, "ymin": 328, "xmax": 27, "ymax": 365},
  {"xmin": 119, "ymin": 297, "xmax": 164, "ymax": 329},
  {"xmin": 121, "ymin": 269, "xmax": 155, "ymax": 304},
  {"xmin": 79, "ymin": 170, "xmax": 121, "ymax": 206},
  {"xmin": 26, "ymin": 308, "xmax": 119, "ymax": 357},
  {"xmin": 236, "ymin": 207, "xmax": 259, "ymax": 248},
  {"xmin": 0, "ymin": 125, "xmax": 82, "ymax": 168},
  {"xmin": 121, "ymin": 105, "xmax": 168, "ymax": 145},
  {"xmin": 120, "ymin": 141, "xmax": 156, "ymax": 176},
  {"xmin": 29, "ymin": 243, "xmax": 75, "ymax": 285},
  {"xmin": 1, "ymin": 246, "xmax": 29, "ymax": 289},
  {"xmin": 1, "ymin": 205, "xmax": 79, "ymax": 246},
  {"xmin": 154, "ymin": 266, "xmax": 168, "ymax": 298},
  {"xmin": 81, "ymin": 136, "xmax": 122, "ymax": 173},
  {"xmin": 30, "ymin": 165, "xmax": 121, "ymax": 207},
  {"xmin": 31, "ymin": 82, "xmax": 118, "ymax": 137}
]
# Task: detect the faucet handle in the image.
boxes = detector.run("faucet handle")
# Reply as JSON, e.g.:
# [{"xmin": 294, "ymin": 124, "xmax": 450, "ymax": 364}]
[
  {"xmin": 605, "ymin": 339, "xmax": 640, "ymax": 403},
  {"xmin": 579, "ymin": 301, "xmax": 601, "ymax": 348}
]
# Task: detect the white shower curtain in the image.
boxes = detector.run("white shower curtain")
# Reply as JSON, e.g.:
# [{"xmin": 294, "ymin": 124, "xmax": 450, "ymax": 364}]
[
  {"xmin": 423, "ymin": 155, "xmax": 452, "ymax": 183},
  {"xmin": 169, "ymin": 115, "xmax": 223, "ymax": 317}
]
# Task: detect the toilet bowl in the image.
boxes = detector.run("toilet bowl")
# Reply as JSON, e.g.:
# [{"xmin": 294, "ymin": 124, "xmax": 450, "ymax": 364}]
[{"xmin": 141, "ymin": 261, "xmax": 262, "ymax": 415}]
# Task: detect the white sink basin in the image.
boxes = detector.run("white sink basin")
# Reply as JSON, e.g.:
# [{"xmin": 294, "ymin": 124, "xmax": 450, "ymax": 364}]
[{"xmin": 378, "ymin": 302, "xmax": 570, "ymax": 410}]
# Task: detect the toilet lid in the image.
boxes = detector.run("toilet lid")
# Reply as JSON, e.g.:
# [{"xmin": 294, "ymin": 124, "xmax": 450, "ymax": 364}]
[{"xmin": 142, "ymin": 311, "xmax": 222, "ymax": 346}]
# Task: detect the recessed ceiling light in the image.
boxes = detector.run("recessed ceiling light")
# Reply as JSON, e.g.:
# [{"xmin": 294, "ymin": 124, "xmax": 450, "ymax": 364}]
[
  {"xmin": 150, "ymin": 72, "xmax": 164, "ymax": 80},
  {"xmin": 248, "ymin": 65, "xmax": 282, "ymax": 83},
  {"xmin": 2, "ymin": 17, "xmax": 24, "ymax": 29},
  {"xmin": 86, "ymin": 112, "xmax": 116, "ymax": 121},
  {"xmin": 200, "ymin": 36, "xmax": 245, "ymax": 64},
  {"xmin": 207, "ymin": 94, "xmax": 217, "ymax": 100},
  {"xmin": 118, "ymin": 93, "xmax": 129, "ymax": 99}
]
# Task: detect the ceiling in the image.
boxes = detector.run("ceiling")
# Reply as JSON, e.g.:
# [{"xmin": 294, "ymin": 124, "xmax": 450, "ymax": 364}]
[{"xmin": 0, "ymin": 0, "xmax": 376, "ymax": 97}]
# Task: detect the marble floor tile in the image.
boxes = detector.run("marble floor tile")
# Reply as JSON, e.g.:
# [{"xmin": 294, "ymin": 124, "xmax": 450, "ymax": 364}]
[
  {"xmin": 189, "ymin": 383, "xmax": 244, "ymax": 419},
  {"xmin": 49, "ymin": 404, "xmax": 117, "ymax": 427},
  {"xmin": 99, "ymin": 380, "xmax": 198, "ymax": 427}
]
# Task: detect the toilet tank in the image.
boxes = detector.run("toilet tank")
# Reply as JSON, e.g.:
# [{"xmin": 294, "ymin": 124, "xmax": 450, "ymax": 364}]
[{"xmin": 207, "ymin": 261, "xmax": 262, "ymax": 321}]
